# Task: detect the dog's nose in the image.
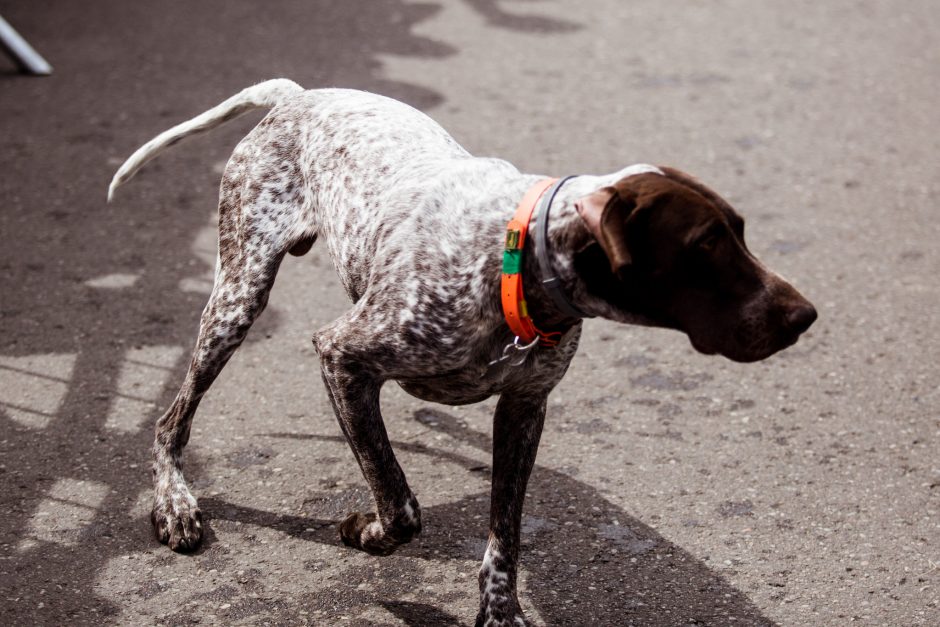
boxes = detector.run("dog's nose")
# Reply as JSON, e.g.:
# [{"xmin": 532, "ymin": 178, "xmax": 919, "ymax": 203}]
[{"xmin": 785, "ymin": 303, "xmax": 817, "ymax": 334}]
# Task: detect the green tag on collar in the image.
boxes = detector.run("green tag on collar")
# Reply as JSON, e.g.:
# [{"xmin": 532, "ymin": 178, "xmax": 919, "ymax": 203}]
[{"xmin": 503, "ymin": 249, "xmax": 522, "ymax": 274}]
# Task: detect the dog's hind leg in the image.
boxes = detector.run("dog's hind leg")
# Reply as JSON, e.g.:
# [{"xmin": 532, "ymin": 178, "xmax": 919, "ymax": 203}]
[{"xmin": 150, "ymin": 155, "xmax": 311, "ymax": 551}]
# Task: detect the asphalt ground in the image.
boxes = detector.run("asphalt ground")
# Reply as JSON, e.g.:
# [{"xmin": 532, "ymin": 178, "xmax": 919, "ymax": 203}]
[{"xmin": 0, "ymin": 1, "xmax": 938, "ymax": 625}]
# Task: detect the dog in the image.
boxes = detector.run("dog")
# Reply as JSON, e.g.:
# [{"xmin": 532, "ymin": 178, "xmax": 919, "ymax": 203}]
[{"xmin": 109, "ymin": 79, "xmax": 816, "ymax": 626}]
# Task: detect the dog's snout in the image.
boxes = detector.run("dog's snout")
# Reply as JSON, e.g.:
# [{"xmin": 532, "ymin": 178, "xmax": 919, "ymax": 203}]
[{"xmin": 784, "ymin": 303, "xmax": 817, "ymax": 335}]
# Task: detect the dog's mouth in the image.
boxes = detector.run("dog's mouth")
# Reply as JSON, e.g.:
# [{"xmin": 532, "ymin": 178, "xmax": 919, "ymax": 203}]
[
  {"xmin": 690, "ymin": 337, "xmax": 777, "ymax": 363},
  {"xmin": 688, "ymin": 335, "xmax": 718, "ymax": 356},
  {"xmin": 688, "ymin": 323, "xmax": 810, "ymax": 363},
  {"xmin": 684, "ymin": 288, "xmax": 818, "ymax": 362}
]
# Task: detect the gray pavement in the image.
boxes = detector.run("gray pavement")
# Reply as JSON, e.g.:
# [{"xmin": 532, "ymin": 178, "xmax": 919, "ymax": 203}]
[{"xmin": 1, "ymin": 0, "xmax": 938, "ymax": 625}]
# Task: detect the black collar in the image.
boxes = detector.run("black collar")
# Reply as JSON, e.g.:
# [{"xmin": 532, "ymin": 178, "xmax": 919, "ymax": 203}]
[{"xmin": 533, "ymin": 175, "xmax": 593, "ymax": 320}]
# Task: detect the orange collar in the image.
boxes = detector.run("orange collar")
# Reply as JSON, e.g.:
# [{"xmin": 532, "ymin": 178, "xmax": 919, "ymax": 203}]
[{"xmin": 500, "ymin": 178, "xmax": 570, "ymax": 347}]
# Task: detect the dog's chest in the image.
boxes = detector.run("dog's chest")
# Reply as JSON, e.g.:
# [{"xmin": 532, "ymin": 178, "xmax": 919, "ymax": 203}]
[
  {"xmin": 394, "ymin": 326, "xmax": 581, "ymax": 405},
  {"xmin": 395, "ymin": 370, "xmax": 506, "ymax": 405}
]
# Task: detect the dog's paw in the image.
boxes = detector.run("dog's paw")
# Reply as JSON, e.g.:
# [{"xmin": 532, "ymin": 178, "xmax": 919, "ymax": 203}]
[
  {"xmin": 340, "ymin": 511, "xmax": 394, "ymax": 556},
  {"xmin": 475, "ymin": 603, "xmax": 530, "ymax": 627},
  {"xmin": 339, "ymin": 510, "xmax": 421, "ymax": 556},
  {"xmin": 151, "ymin": 498, "xmax": 203, "ymax": 552}
]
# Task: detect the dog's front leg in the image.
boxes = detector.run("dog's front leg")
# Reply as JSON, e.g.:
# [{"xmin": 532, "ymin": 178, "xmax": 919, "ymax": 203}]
[
  {"xmin": 477, "ymin": 392, "xmax": 548, "ymax": 627},
  {"xmin": 314, "ymin": 332, "xmax": 421, "ymax": 556}
]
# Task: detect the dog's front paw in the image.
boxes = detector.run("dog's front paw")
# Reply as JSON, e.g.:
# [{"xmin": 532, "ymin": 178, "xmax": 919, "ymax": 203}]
[
  {"xmin": 151, "ymin": 497, "xmax": 203, "ymax": 552},
  {"xmin": 475, "ymin": 600, "xmax": 530, "ymax": 627},
  {"xmin": 339, "ymin": 511, "xmax": 395, "ymax": 556},
  {"xmin": 339, "ymin": 510, "xmax": 421, "ymax": 556}
]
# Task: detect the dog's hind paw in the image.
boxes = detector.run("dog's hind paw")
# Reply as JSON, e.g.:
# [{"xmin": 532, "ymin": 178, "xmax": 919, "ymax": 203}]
[{"xmin": 151, "ymin": 499, "xmax": 203, "ymax": 552}]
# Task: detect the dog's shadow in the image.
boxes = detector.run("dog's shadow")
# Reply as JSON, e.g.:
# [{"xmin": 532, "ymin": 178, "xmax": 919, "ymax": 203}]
[{"xmin": 202, "ymin": 408, "xmax": 777, "ymax": 626}]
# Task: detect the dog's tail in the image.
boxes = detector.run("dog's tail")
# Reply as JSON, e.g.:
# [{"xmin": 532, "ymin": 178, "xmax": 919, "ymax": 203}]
[{"xmin": 107, "ymin": 78, "xmax": 303, "ymax": 201}]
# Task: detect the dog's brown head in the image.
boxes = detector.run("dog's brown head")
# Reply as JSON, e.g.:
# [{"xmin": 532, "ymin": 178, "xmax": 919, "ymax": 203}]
[{"xmin": 574, "ymin": 167, "xmax": 816, "ymax": 362}]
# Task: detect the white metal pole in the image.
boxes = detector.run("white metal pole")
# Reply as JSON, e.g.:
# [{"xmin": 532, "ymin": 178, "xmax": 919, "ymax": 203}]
[{"xmin": 0, "ymin": 14, "xmax": 52, "ymax": 75}]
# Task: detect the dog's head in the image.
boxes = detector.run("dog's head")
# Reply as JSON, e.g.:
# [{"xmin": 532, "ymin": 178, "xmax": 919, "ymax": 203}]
[{"xmin": 573, "ymin": 167, "xmax": 816, "ymax": 362}]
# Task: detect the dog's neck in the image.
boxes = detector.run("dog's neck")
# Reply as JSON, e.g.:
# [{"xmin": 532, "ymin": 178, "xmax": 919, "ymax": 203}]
[{"xmin": 521, "ymin": 167, "xmax": 662, "ymax": 329}]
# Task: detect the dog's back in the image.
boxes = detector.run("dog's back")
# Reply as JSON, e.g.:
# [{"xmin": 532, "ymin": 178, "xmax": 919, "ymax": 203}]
[
  {"xmin": 227, "ymin": 88, "xmax": 524, "ymax": 303},
  {"xmin": 110, "ymin": 82, "xmax": 523, "ymax": 304}
]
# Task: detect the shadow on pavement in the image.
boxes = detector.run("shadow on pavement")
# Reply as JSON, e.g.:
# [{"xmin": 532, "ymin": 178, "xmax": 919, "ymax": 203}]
[
  {"xmin": 462, "ymin": 0, "xmax": 580, "ymax": 33},
  {"xmin": 380, "ymin": 600, "xmax": 465, "ymax": 627},
  {"xmin": 249, "ymin": 410, "xmax": 777, "ymax": 626}
]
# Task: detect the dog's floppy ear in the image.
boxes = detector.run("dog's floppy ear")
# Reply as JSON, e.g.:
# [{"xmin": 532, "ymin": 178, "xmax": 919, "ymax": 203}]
[{"xmin": 575, "ymin": 185, "xmax": 640, "ymax": 276}]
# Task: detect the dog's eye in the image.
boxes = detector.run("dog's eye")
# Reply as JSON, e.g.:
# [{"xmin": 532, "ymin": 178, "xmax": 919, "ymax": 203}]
[{"xmin": 696, "ymin": 230, "xmax": 720, "ymax": 252}]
